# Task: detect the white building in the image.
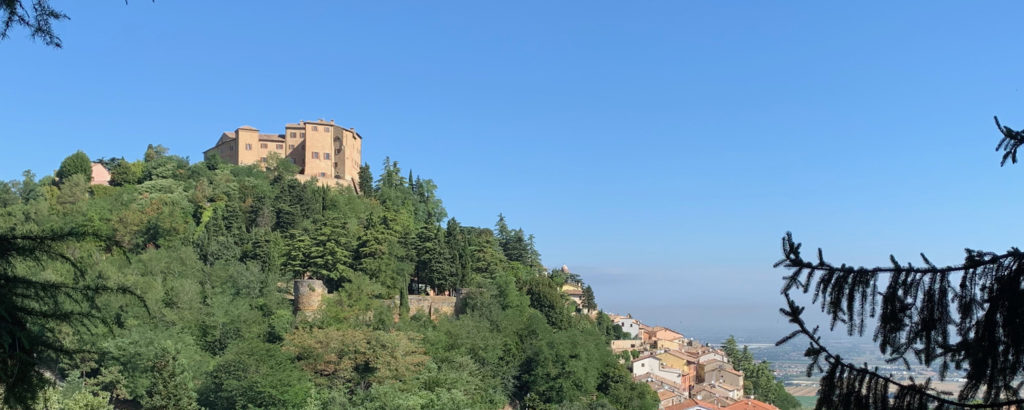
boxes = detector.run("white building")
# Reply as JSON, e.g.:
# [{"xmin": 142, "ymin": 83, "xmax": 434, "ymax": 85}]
[
  {"xmin": 615, "ymin": 316, "xmax": 641, "ymax": 339},
  {"xmin": 631, "ymin": 356, "xmax": 683, "ymax": 387}
]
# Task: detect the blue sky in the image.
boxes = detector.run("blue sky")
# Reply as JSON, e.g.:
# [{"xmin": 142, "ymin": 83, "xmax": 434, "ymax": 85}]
[{"xmin": 4, "ymin": 1, "xmax": 1024, "ymax": 341}]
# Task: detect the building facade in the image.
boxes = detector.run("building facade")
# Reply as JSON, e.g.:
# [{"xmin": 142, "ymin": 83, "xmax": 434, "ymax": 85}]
[
  {"xmin": 615, "ymin": 316, "xmax": 642, "ymax": 339},
  {"xmin": 204, "ymin": 119, "xmax": 362, "ymax": 188}
]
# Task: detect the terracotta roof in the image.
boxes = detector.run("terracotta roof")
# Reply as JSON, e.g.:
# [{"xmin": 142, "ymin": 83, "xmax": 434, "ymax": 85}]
[
  {"xmin": 633, "ymin": 373, "xmax": 682, "ymax": 388},
  {"xmin": 258, "ymin": 133, "xmax": 285, "ymax": 142},
  {"xmin": 723, "ymin": 399, "xmax": 778, "ymax": 410},
  {"xmin": 704, "ymin": 361, "xmax": 743, "ymax": 376},
  {"xmin": 665, "ymin": 398, "xmax": 720, "ymax": 410},
  {"xmin": 662, "ymin": 349, "xmax": 697, "ymax": 360},
  {"xmin": 632, "ymin": 356, "xmax": 659, "ymax": 365},
  {"xmin": 658, "ymin": 390, "xmax": 678, "ymax": 400},
  {"xmin": 205, "ymin": 132, "xmax": 238, "ymax": 153}
]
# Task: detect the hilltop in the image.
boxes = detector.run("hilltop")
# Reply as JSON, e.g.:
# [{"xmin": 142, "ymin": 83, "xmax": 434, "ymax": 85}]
[{"xmin": 0, "ymin": 146, "xmax": 657, "ymax": 409}]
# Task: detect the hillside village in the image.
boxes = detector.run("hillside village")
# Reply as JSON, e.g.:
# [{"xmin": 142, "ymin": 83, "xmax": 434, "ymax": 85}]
[
  {"xmin": 545, "ymin": 263, "xmax": 780, "ymax": 410},
  {"xmin": 598, "ymin": 308, "xmax": 778, "ymax": 410}
]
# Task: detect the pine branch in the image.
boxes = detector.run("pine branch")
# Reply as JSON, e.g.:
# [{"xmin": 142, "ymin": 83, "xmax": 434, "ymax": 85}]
[
  {"xmin": 778, "ymin": 293, "xmax": 1024, "ymax": 409},
  {"xmin": 776, "ymin": 232, "xmax": 1024, "ymax": 407},
  {"xmin": 994, "ymin": 116, "xmax": 1024, "ymax": 166}
]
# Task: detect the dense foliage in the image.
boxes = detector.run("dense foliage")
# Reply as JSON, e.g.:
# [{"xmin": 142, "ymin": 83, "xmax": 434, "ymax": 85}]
[{"xmin": 0, "ymin": 147, "xmax": 656, "ymax": 409}]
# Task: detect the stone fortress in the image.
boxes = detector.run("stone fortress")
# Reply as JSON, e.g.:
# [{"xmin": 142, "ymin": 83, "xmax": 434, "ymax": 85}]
[{"xmin": 204, "ymin": 119, "xmax": 362, "ymax": 189}]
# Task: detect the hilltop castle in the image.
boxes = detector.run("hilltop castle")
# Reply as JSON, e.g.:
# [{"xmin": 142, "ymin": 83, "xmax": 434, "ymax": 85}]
[{"xmin": 204, "ymin": 119, "xmax": 362, "ymax": 188}]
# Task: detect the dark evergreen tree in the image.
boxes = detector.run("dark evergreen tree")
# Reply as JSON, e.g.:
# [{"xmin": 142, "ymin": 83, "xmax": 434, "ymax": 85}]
[
  {"xmin": 358, "ymin": 162, "xmax": 373, "ymax": 197},
  {"xmin": 773, "ymin": 116, "xmax": 1024, "ymax": 409},
  {"xmin": 582, "ymin": 285, "xmax": 597, "ymax": 311},
  {"xmin": 0, "ymin": 229, "xmax": 139, "ymax": 408},
  {"xmin": 143, "ymin": 349, "xmax": 200, "ymax": 410},
  {"xmin": 0, "ymin": 1, "xmax": 68, "ymax": 48},
  {"xmin": 495, "ymin": 214, "xmax": 541, "ymax": 268}
]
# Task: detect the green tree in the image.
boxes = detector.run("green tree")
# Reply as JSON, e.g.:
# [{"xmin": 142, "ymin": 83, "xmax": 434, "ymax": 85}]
[
  {"xmin": 358, "ymin": 162, "xmax": 374, "ymax": 197},
  {"xmin": 581, "ymin": 285, "xmax": 597, "ymax": 311},
  {"xmin": 142, "ymin": 348, "xmax": 201, "ymax": 410},
  {"xmin": 109, "ymin": 160, "xmax": 143, "ymax": 186},
  {"xmin": 523, "ymin": 275, "xmax": 573, "ymax": 330},
  {"xmin": 282, "ymin": 221, "xmax": 356, "ymax": 284},
  {"xmin": 722, "ymin": 336, "xmax": 795, "ymax": 409},
  {"xmin": 285, "ymin": 328, "xmax": 428, "ymax": 391},
  {"xmin": 56, "ymin": 150, "xmax": 92, "ymax": 184},
  {"xmin": 413, "ymin": 225, "xmax": 457, "ymax": 294},
  {"xmin": 0, "ymin": 229, "xmax": 138, "ymax": 408},
  {"xmin": 495, "ymin": 214, "xmax": 540, "ymax": 268},
  {"xmin": 56, "ymin": 173, "xmax": 90, "ymax": 208},
  {"xmin": 199, "ymin": 340, "xmax": 312, "ymax": 410}
]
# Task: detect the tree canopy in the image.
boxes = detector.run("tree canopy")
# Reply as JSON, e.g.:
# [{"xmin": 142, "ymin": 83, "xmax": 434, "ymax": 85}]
[{"xmin": 0, "ymin": 144, "xmax": 656, "ymax": 409}]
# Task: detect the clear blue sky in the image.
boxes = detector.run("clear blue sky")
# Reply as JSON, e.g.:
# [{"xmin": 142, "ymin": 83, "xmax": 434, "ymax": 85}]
[{"xmin": 4, "ymin": 1, "xmax": 1024, "ymax": 341}]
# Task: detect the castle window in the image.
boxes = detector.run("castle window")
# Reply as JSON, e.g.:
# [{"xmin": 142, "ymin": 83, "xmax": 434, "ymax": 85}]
[
  {"xmin": 260, "ymin": 157, "xmax": 266, "ymax": 163},
  {"xmin": 300, "ymin": 132, "xmax": 306, "ymax": 138},
  {"xmin": 290, "ymin": 132, "xmax": 296, "ymax": 138},
  {"xmin": 276, "ymin": 144, "xmax": 284, "ymax": 150},
  {"xmin": 319, "ymin": 172, "xmax": 326, "ymax": 177},
  {"xmin": 312, "ymin": 152, "xmax": 319, "ymax": 159},
  {"xmin": 312, "ymin": 125, "xmax": 318, "ymax": 131},
  {"xmin": 260, "ymin": 143, "xmax": 268, "ymax": 149},
  {"xmin": 245, "ymin": 143, "xmax": 252, "ymax": 151},
  {"xmin": 324, "ymin": 153, "xmax": 331, "ymax": 160},
  {"xmin": 289, "ymin": 144, "xmax": 295, "ymax": 150}
]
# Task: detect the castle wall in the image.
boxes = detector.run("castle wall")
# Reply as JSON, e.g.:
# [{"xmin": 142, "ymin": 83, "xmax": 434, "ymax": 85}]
[{"xmin": 392, "ymin": 295, "xmax": 459, "ymax": 320}]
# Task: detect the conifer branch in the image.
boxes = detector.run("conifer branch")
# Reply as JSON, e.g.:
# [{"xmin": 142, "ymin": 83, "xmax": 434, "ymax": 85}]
[{"xmin": 779, "ymin": 294, "xmax": 1024, "ymax": 409}]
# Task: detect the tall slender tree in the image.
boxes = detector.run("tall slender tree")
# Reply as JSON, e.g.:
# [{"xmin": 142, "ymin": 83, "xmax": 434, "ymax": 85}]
[{"xmin": 358, "ymin": 163, "xmax": 373, "ymax": 198}]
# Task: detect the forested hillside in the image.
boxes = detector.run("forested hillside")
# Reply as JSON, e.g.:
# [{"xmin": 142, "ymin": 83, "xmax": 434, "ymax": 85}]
[{"xmin": 0, "ymin": 146, "xmax": 657, "ymax": 409}]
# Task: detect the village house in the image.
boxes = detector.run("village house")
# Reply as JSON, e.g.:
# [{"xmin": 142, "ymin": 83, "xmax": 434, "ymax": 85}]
[
  {"xmin": 690, "ymin": 385, "xmax": 737, "ymax": 408},
  {"xmin": 650, "ymin": 326, "xmax": 686, "ymax": 343},
  {"xmin": 614, "ymin": 316, "xmax": 642, "ymax": 339},
  {"xmin": 655, "ymin": 338, "xmax": 685, "ymax": 351},
  {"xmin": 698, "ymin": 359, "xmax": 744, "ymax": 390},
  {"xmin": 560, "ymin": 282, "xmax": 584, "ymax": 309},
  {"xmin": 637, "ymin": 372, "xmax": 689, "ymax": 409},
  {"xmin": 632, "ymin": 356, "xmax": 684, "ymax": 388},
  {"xmin": 611, "ymin": 339, "xmax": 644, "ymax": 354},
  {"xmin": 90, "ymin": 163, "xmax": 110, "ymax": 185},
  {"xmin": 656, "ymin": 350, "xmax": 697, "ymax": 391},
  {"xmin": 656, "ymin": 388, "xmax": 688, "ymax": 409},
  {"xmin": 685, "ymin": 346, "xmax": 729, "ymax": 364}
]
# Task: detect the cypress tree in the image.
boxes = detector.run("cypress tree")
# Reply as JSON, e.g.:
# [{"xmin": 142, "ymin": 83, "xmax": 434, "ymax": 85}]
[{"xmin": 358, "ymin": 163, "xmax": 373, "ymax": 197}]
